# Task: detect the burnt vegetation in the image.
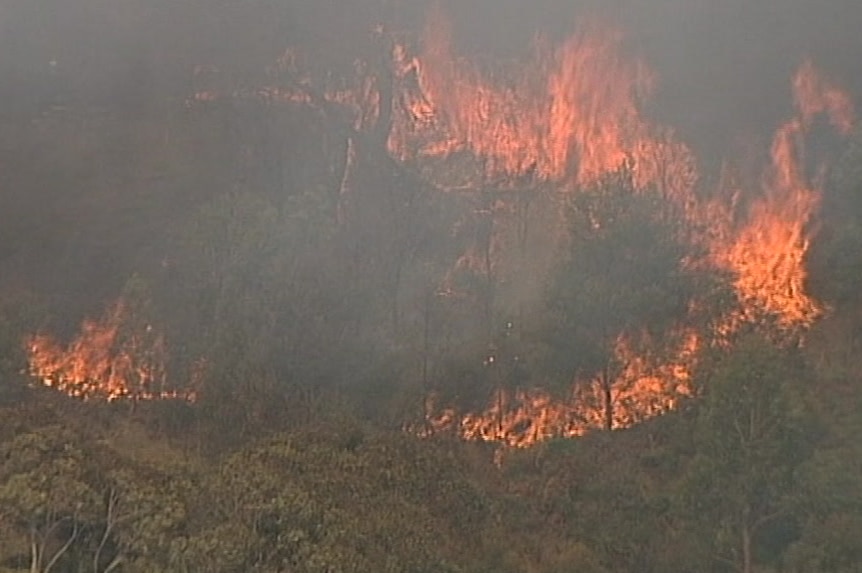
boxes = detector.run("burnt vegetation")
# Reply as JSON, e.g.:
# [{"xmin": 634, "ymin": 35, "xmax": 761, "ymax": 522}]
[{"xmin": 1, "ymin": 1, "xmax": 862, "ymax": 572}]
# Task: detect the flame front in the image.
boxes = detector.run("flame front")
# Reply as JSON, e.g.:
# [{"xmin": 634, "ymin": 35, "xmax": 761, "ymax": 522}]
[
  {"xmin": 26, "ymin": 299, "xmax": 190, "ymax": 402},
  {"xmin": 419, "ymin": 330, "xmax": 699, "ymax": 447}
]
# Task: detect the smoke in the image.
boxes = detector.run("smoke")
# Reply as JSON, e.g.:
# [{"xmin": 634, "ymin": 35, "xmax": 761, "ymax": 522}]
[
  {"xmin": 426, "ymin": 0, "xmax": 862, "ymax": 158},
  {"xmin": 2, "ymin": 0, "xmax": 860, "ymax": 131}
]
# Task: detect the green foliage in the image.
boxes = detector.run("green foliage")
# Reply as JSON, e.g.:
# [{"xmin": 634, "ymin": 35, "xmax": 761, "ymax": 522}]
[
  {"xmin": 785, "ymin": 513, "xmax": 862, "ymax": 573},
  {"xmin": 159, "ymin": 431, "xmax": 482, "ymax": 573},
  {"xmin": 0, "ymin": 353, "xmax": 860, "ymax": 573},
  {"xmin": 97, "ymin": 469, "xmax": 189, "ymax": 571},
  {"xmin": 680, "ymin": 335, "xmax": 819, "ymax": 572},
  {"xmin": 0, "ymin": 426, "xmax": 100, "ymax": 573},
  {"xmin": 783, "ymin": 379, "xmax": 862, "ymax": 573},
  {"xmin": 0, "ymin": 427, "xmax": 98, "ymax": 520}
]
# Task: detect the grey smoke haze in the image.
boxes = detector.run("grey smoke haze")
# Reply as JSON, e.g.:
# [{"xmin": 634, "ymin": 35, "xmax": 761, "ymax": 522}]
[
  {"xmin": 337, "ymin": 1, "xmax": 862, "ymax": 156},
  {"xmin": 0, "ymin": 2, "xmax": 857, "ymax": 243},
  {"xmin": 434, "ymin": 0, "xmax": 862, "ymax": 156},
  {"xmin": 1, "ymin": 0, "xmax": 860, "ymax": 162}
]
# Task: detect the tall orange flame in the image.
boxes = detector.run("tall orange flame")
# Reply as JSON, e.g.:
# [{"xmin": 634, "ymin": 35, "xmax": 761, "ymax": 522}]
[
  {"xmin": 712, "ymin": 61, "xmax": 855, "ymax": 328},
  {"xmin": 398, "ymin": 10, "xmax": 698, "ymax": 206}
]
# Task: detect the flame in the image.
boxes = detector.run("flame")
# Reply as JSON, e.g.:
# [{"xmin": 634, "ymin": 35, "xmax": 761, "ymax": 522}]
[
  {"xmin": 397, "ymin": 11, "xmax": 698, "ymax": 204},
  {"xmin": 711, "ymin": 61, "xmax": 856, "ymax": 328},
  {"xmin": 793, "ymin": 59, "xmax": 855, "ymax": 134},
  {"xmin": 415, "ymin": 330, "xmax": 699, "ymax": 447},
  {"xmin": 25, "ymin": 299, "xmax": 192, "ymax": 402}
]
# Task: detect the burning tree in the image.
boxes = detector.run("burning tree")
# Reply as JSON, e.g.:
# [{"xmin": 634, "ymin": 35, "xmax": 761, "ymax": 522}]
[{"xmin": 546, "ymin": 165, "xmax": 710, "ymax": 431}]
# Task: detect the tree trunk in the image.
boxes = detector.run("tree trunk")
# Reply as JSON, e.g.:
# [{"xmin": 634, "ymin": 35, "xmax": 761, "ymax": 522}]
[
  {"xmin": 741, "ymin": 519, "xmax": 753, "ymax": 573},
  {"xmin": 516, "ymin": 189, "xmax": 531, "ymax": 340},
  {"xmin": 390, "ymin": 261, "xmax": 403, "ymax": 335},
  {"xmin": 372, "ymin": 33, "xmax": 394, "ymax": 150},
  {"xmin": 496, "ymin": 385, "xmax": 505, "ymax": 437},
  {"xmin": 479, "ymin": 189, "xmax": 496, "ymax": 342},
  {"xmin": 94, "ymin": 489, "xmax": 118, "ymax": 573},
  {"xmin": 603, "ymin": 381, "xmax": 614, "ymax": 432},
  {"xmin": 30, "ymin": 528, "xmax": 40, "ymax": 573},
  {"xmin": 44, "ymin": 519, "xmax": 78, "ymax": 573},
  {"xmin": 603, "ymin": 372, "xmax": 613, "ymax": 431}
]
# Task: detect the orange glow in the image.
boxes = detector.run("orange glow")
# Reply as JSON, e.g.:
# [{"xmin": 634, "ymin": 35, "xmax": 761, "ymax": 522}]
[
  {"xmin": 26, "ymin": 299, "xmax": 192, "ymax": 402},
  {"xmin": 711, "ymin": 62, "xmax": 856, "ymax": 328},
  {"xmin": 793, "ymin": 59, "xmax": 855, "ymax": 134},
  {"xmin": 418, "ymin": 331, "xmax": 699, "ymax": 447},
  {"xmin": 395, "ymin": 10, "xmax": 698, "ymax": 207}
]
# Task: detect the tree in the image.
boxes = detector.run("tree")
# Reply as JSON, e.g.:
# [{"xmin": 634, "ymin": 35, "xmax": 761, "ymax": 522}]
[
  {"xmin": 171, "ymin": 432, "xmax": 473, "ymax": 573},
  {"xmin": 0, "ymin": 290, "xmax": 45, "ymax": 403},
  {"xmin": 784, "ymin": 368, "xmax": 862, "ymax": 573},
  {"xmin": 84, "ymin": 467, "xmax": 189, "ymax": 573},
  {"xmin": 681, "ymin": 335, "xmax": 818, "ymax": 573},
  {"xmin": 808, "ymin": 129, "xmax": 862, "ymax": 309},
  {"xmin": 546, "ymin": 166, "xmax": 703, "ymax": 429},
  {"xmin": 174, "ymin": 442, "xmax": 332, "ymax": 573},
  {"xmin": 786, "ymin": 453, "xmax": 862, "ymax": 572},
  {"xmin": 0, "ymin": 426, "xmax": 99, "ymax": 573},
  {"xmin": 161, "ymin": 187, "xmax": 367, "ymax": 439}
]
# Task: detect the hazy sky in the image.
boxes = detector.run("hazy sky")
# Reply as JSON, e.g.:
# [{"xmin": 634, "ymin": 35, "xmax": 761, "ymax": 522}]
[
  {"xmin": 429, "ymin": 0, "xmax": 861, "ymax": 151},
  {"xmin": 1, "ymin": 0, "xmax": 860, "ymax": 155},
  {"xmin": 281, "ymin": 0, "xmax": 862, "ymax": 155}
]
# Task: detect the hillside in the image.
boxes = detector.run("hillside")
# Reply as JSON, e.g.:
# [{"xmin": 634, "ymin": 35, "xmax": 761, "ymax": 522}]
[{"xmin": 1, "ymin": 1, "xmax": 862, "ymax": 571}]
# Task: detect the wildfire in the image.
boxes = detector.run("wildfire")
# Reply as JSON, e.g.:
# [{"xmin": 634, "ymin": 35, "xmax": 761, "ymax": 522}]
[
  {"xmin": 419, "ymin": 330, "xmax": 699, "ymax": 447},
  {"xmin": 712, "ymin": 61, "xmax": 856, "ymax": 328},
  {"xmin": 82, "ymin": 9, "xmax": 856, "ymax": 444},
  {"xmin": 26, "ymin": 299, "xmax": 192, "ymax": 402},
  {"xmin": 396, "ymin": 8, "xmax": 699, "ymax": 206}
]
